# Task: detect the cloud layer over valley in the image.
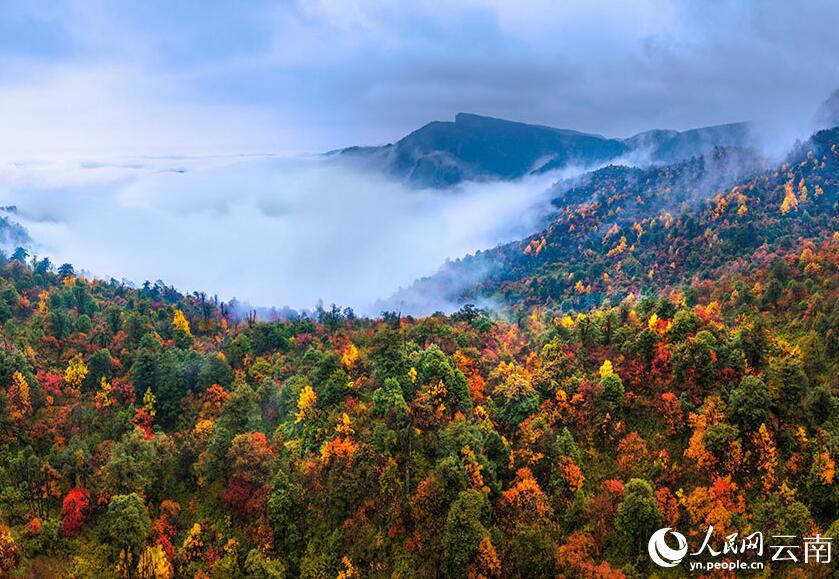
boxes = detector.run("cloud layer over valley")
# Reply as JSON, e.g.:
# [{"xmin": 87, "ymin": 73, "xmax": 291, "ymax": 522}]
[{"xmin": 1, "ymin": 157, "xmax": 571, "ymax": 313}]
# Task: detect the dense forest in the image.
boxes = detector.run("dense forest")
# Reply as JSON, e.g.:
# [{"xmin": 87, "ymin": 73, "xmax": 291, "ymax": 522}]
[
  {"xmin": 0, "ymin": 129, "xmax": 837, "ymax": 577},
  {"xmin": 399, "ymin": 128, "xmax": 838, "ymax": 315}
]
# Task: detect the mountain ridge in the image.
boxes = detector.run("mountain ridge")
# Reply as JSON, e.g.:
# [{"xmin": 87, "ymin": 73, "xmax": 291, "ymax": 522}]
[{"xmin": 339, "ymin": 112, "xmax": 756, "ymax": 187}]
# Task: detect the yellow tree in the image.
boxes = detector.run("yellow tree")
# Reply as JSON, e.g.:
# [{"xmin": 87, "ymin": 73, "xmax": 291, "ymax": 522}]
[
  {"xmin": 295, "ymin": 385, "xmax": 317, "ymax": 423},
  {"xmin": 136, "ymin": 544, "xmax": 173, "ymax": 579},
  {"xmin": 65, "ymin": 354, "xmax": 89, "ymax": 388},
  {"xmin": 172, "ymin": 309, "xmax": 192, "ymax": 337},
  {"xmin": 8, "ymin": 371, "xmax": 31, "ymax": 422},
  {"xmin": 751, "ymin": 423, "xmax": 778, "ymax": 494},
  {"xmin": 341, "ymin": 344, "xmax": 359, "ymax": 369}
]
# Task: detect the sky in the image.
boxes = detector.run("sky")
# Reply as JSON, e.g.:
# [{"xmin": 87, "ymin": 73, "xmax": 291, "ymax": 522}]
[
  {"xmin": 0, "ymin": 0, "xmax": 837, "ymax": 312},
  {"xmin": 0, "ymin": 0, "xmax": 837, "ymax": 158}
]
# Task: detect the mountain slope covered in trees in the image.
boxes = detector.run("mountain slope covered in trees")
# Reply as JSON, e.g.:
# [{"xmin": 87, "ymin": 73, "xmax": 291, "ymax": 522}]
[
  {"xmin": 393, "ymin": 128, "xmax": 838, "ymax": 314},
  {"xmin": 0, "ymin": 123, "xmax": 836, "ymax": 577},
  {"xmin": 0, "ymin": 171, "xmax": 836, "ymax": 576}
]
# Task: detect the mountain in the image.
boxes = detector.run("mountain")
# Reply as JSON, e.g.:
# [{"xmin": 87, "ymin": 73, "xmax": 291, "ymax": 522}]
[
  {"xmin": 385, "ymin": 127, "xmax": 838, "ymax": 313},
  {"xmin": 340, "ymin": 112, "xmax": 627, "ymax": 187},
  {"xmin": 623, "ymin": 122, "xmax": 753, "ymax": 164},
  {"xmin": 0, "ymin": 207, "xmax": 30, "ymax": 250},
  {"xmin": 816, "ymin": 88, "xmax": 839, "ymax": 129},
  {"xmin": 339, "ymin": 112, "xmax": 756, "ymax": 187}
]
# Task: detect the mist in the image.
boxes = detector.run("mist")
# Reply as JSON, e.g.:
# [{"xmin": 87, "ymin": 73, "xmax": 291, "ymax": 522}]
[{"xmin": 0, "ymin": 156, "xmax": 577, "ymax": 314}]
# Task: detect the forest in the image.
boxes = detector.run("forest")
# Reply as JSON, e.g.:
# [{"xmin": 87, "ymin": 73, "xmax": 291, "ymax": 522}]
[{"xmin": 0, "ymin": 131, "xmax": 837, "ymax": 577}]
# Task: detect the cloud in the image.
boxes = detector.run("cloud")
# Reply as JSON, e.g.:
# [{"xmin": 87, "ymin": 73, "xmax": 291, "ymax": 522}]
[
  {"xmin": 2, "ymin": 156, "xmax": 570, "ymax": 314},
  {"xmin": 0, "ymin": 0, "xmax": 836, "ymax": 160}
]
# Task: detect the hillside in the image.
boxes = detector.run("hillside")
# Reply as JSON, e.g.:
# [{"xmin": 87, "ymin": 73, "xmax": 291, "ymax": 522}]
[
  {"xmin": 391, "ymin": 128, "xmax": 838, "ymax": 314},
  {"xmin": 0, "ymin": 222, "xmax": 836, "ymax": 576},
  {"xmin": 339, "ymin": 113, "xmax": 755, "ymax": 187}
]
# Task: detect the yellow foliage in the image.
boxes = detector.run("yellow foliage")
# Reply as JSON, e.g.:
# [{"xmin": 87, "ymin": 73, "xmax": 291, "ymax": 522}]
[
  {"xmin": 337, "ymin": 556, "xmax": 359, "ymax": 579},
  {"xmin": 598, "ymin": 360, "xmax": 614, "ymax": 378},
  {"xmin": 632, "ymin": 221, "xmax": 644, "ymax": 238},
  {"xmin": 37, "ymin": 291, "xmax": 49, "ymax": 314},
  {"xmin": 606, "ymin": 235, "xmax": 627, "ymax": 257},
  {"xmin": 341, "ymin": 344, "xmax": 359, "ymax": 369},
  {"xmin": 335, "ymin": 412, "xmax": 354, "ymax": 436},
  {"xmin": 172, "ymin": 309, "xmax": 192, "ymax": 336},
  {"xmin": 9, "ymin": 371, "xmax": 31, "ymax": 421},
  {"xmin": 64, "ymin": 354, "xmax": 89, "ymax": 388},
  {"xmin": 408, "ymin": 367, "xmax": 417, "ymax": 384},
  {"xmin": 295, "ymin": 385, "xmax": 317, "ymax": 423},
  {"xmin": 180, "ymin": 524, "xmax": 203, "ymax": 562},
  {"xmin": 143, "ymin": 388, "xmax": 157, "ymax": 418},
  {"xmin": 751, "ymin": 424, "xmax": 778, "ymax": 494},
  {"xmin": 95, "ymin": 376, "xmax": 113, "ymax": 409},
  {"xmin": 781, "ymin": 179, "xmax": 798, "ymax": 214},
  {"xmin": 192, "ymin": 419, "xmax": 215, "ymax": 442},
  {"xmin": 137, "ymin": 544, "xmax": 173, "ymax": 579},
  {"xmin": 560, "ymin": 315, "xmax": 574, "ymax": 329}
]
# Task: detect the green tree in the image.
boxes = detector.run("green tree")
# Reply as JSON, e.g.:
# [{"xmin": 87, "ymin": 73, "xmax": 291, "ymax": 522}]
[
  {"xmin": 267, "ymin": 470, "xmax": 305, "ymax": 575},
  {"xmin": 441, "ymin": 489, "xmax": 490, "ymax": 578},
  {"xmin": 728, "ymin": 375, "xmax": 772, "ymax": 432},
  {"xmin": 105, "ymin": 430, "xmax": 158, "ymax": 495},
  {"xmin": 615, "ymin": 479, "xmax": 663, "ymax": 562},
  {"xmin": 105, "ymin": 493, "xmax": 151, "ymax": 577}
]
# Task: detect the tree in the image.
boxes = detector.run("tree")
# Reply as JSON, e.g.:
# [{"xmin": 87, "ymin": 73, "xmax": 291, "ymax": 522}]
[
  {"xmin": 728, "ymin": 375, "xmax": 772, "ymax": 432},
  {"xmin": 136, "ymin": 544, "xmax": 173, "ymax": 579},
  {"xmin": 154, "ymin": 350, "xmax": 186, "ymax": 429},
  {"xmin": 10, "ymin": 246, "xmax": 28, "ymax": 262},
  {"xmin": 64, "ymin": 353, "xmax": 89, "ymax": 388},
  {"xmin": 57, "ymin": 263, "xmax": 75, "ymax": 279},
  {"xmin": 61, "ymin": 487, "xmax": 90, "ymax": 537},
  {"xmin": 131, "ymin": 347, "xmax": 158, "ymax": 400},
  {"xmin": 615, "ymin": 479, "xmax": 663, "ymax": 562},
  {"xmin": 441, "ymin": 489, "xmax": 490, "ymax": 578},
  {"xmin": 267, "ymin": 470, "xmax": 305, "ymax": 575},
  {"xmin": 172, "ymin": 309, "xmax": 193, "ymax": 349},
  {"xmin": 0, "ymin": 525, "xmax": 20, "ymax": 575},
  {"xmin": 106, "ymin": 493, "xmax": 151, "ymax": 577},
  {"xmin": 601, "ymin": 373, "xmax": 625, "ymax": 407},
  {"xmin": 106, "ymin": 429, "xmax": 159, "ymax": 495}
]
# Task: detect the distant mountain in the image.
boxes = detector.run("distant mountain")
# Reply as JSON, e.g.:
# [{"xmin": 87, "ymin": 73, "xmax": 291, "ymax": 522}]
[
  {"xmin": 815, "ymin": 88, "xmax": 839, "ymax": 129},
  {"xmin": 623, "ymin": 122, "xmax": 753, "ymax": 164},
  {"xmin": 0, "ymin": 207, "xmax": 30, "ymax": 250},
  {"xmin": 338, "ymin": 112, "xmax": 755, "ymax": 187},
  {"xmin": 339, "ymin": 113, "xmax": 626, "ymax": 187}
]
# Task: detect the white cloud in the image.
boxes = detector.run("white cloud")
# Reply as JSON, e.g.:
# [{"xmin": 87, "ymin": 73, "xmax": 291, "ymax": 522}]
[{"xmin": 3, "ymin": 156, "xmax": 569, "ymax": 313}]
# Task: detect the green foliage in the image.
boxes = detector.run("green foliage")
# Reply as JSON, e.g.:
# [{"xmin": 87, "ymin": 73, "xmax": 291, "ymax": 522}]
[
  {"xmin": 615, "ymin": 479, "xmax": 663, "ymax": 562},
  {"xmin": 105, "ymin": 429, "xmax": 158, "ymax": 495},
  {"xmin": 105, "ymin": 493, "xmax": 150, "ymax": 559},
  {"xmin": 728, "ymin": 375, "xmax": 772, "ymax": 432},
  {"xmin": 441, "ymin": 489, "xmax": 490, "ymax": 578}
]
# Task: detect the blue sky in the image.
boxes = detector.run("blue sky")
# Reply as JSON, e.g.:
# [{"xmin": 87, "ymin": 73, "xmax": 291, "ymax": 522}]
[{"xmin": 0, "ymin": 0, "xmax": 837, "ymax": 160}]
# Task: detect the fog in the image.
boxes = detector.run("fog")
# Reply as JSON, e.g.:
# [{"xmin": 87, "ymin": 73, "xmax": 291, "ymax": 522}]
[{"xmin": 1, "ymin": 157, "xmax": 580, "ymax": 314}]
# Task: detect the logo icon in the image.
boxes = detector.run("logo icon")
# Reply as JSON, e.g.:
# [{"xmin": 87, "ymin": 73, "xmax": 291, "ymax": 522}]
[{"xmin": 648, "ymin": 527, "xmax": 689, "ymax": 567}]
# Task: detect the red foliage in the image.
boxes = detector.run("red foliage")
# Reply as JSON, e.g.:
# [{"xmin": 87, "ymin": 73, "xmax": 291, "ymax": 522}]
[
  {"xmin": 131, "ymin": 408, "xmax": 154, "ymax": 439},
  {"xmin": 658, "ymin": 391, "xmax": 684, "ymax": 434},
  {"xmin": 223, "ymin": 473, "xmax": 271, "ymax": 521},
  {"xmin": 61, "ymin": 487, "xmax": 90, "ymax": 537}
]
